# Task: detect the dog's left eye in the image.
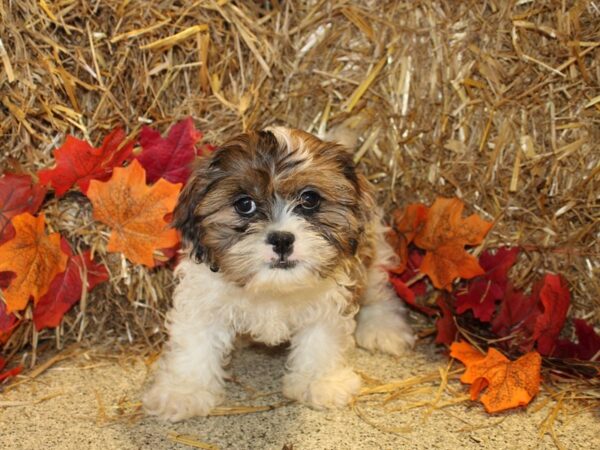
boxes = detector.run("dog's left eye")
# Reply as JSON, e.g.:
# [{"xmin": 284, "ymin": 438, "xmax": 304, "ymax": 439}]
[
  {"xmin": 234, "ymin": 196, "xmax": 257, "ymax": 215},
  {"xmin": 299, "ymin": 191, "xmax": 321, "ymax": 211}
]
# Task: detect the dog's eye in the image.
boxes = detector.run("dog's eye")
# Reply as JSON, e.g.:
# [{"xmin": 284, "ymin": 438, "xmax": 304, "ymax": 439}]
[
  {"xmin": 234, "ymin": 197, "xmax": 257, "ymax": 215},
  {"xmin": 299, "ymin": 191, "xmax": 321, "ymax": 211}
]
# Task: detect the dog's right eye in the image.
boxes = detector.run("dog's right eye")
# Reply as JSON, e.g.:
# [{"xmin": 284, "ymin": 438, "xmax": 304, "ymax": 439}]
[{"xmin": 234, "ymin": 197, "xmax": 257, "ymax": 215}]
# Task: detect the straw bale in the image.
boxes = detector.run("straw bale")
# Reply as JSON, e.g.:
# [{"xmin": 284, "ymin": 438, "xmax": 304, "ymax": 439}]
[{"xmin": 0, "ymin": 0, "xmax": 598, "ymax": 356}]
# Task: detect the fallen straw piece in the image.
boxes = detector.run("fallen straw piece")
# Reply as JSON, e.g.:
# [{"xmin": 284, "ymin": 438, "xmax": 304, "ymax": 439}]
[
  {"xmin": 140, "ymin": 25, "xmax": 209, "ymax": 51},
  {"xmin": 167, "ymin": 432, "xmax": 219, "ymax": 450}
]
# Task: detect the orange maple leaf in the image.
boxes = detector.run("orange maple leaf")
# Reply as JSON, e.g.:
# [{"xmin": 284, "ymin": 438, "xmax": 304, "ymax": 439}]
[
  {"xmin": 86, "ymin": 160, "xmax": 181, "ymax": 267},
  {"xmin": 413, "ymin": 197, "xmax": 492, "ymax": 290},
  {"xmin": 450, "ymin": 341, "xmax": 541, "ymax": 413},
  {"xmin": 388, "ymin": 203, "xmax": 428, "ymax": 273},
  {"xmin": 0, "ymin": 213, "xmax": 69, "ymax": 312}
]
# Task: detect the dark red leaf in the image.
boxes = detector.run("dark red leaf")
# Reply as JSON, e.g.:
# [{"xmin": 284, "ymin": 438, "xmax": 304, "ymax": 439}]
[
  {"xmin": 532, "ymin": 274, "xmax": 571, "ymax": 356},
  {"xmin": 455, "ymin": 247, "xmax": 520, "ymax": 322},
  {"xmin": 136, "ymin": 117, "xmax": 202, "ymax": 184},
  {"xmin": 0, "ymin": 271, "xmax": 15, "ymax": 289},
  {"xmin": 0, "ymin": 358, "xmax": 22, "ymax": 383},
  {"xmin": 390, "ymin": 276, "xmax": 415, "ymax": 305},
  {"xmin": 398, "ymin": 249, "xmax": 428, "ymax": 297},
  {"xmin": 390, "ymin": 249, "xmax": 434, "ymax": 315},
  {"xmin": 435, "ymin": 294, "xmax": 457, "ymax": 345},
  {"xmin": 38, "ymin": 129, "xmax": 134, "ymax": 197},
  {"xmin": 491, "ymin": 284, "xmax": 537, "ymax": 342},
  {"xmin": 33, "ymin": 241, "xmax": 109, "ymax": 331},
  {"xmin": 0, "ymin": 174, "xmax": 47, "ymax": 244},
  {"xmin": 153, "ymin": 242, "xmax": 181, "ymax": 267},
  {"xmin": 554, "ymin": 319, "xmax": 600, "ymax": 361},
  {"xmin": 0, "ymin": 300, "xmax": 18, "ymax": 344}
]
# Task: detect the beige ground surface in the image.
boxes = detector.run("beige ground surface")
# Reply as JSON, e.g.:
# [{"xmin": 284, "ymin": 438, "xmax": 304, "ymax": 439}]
[{"xmin": 0, "ymin": 342, "xmax": 598, "ymax": 450}]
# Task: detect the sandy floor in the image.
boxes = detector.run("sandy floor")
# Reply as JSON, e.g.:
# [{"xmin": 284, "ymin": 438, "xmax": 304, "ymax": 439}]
[{"xmin": 0, "ymin": 342, "xmax": 597, "ymax": 450}]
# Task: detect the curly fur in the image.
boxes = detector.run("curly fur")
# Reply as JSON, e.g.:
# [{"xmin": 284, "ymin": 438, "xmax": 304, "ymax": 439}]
[{"xmin": 143, "ymin": 127, "xmax": 414, "ymax": 422}]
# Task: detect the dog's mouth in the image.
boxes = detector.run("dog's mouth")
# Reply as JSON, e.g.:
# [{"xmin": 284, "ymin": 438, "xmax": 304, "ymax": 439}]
[{"xmin": 269, "ymin": 258, "xmax": 298, "ymax": 270}]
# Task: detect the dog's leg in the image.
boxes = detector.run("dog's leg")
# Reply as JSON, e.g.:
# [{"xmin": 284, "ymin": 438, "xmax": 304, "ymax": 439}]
[
  {"xmin": 355, "ymin": 226, "xmax": 415, "ymax": 356},
  {"xmin": 143, "ymin": 292, "xmax": 234, "ymax": 422},
  {"xmin": 283, "ymin": 314, "xmax": 361, "ymax": 409}
]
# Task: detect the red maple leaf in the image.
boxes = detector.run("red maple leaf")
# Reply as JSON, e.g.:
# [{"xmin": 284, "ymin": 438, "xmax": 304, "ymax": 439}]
[
  {"xmin": 435, "ymin": 294, "xmax": 458, "ymax": 345},
  {"xmin": 136, "ymin": 117, "xmax": 202, "ymax": 184},
  {"xmin": 491, "ymin": 284, "xmax": 537, "ymax": 341},
  {"xmin": 532, "ymin": 274, "xmax": 570, "ymax": 356},
  {"xmin": 0, "ymin": 174, "xmax": 47, "ymax": 244},
  {"xmin": 0, "ymin": 356, "xmax": 22, "ymax": 383},
  {"xmin": 554, "ymin": 319, "xmax": 600, "ymax": 361},
  {"xmin": 38, "ymin": 129, "xmax": 134, "ymax": 197},
  {"xmin": 552, "ymin": 319, "xmax": 600, "ymax": 361},
  {"xmin": 33, "ymin": 239, "xmax": 109, "ymax": 331},
  {"xmin": 455, "ymin": 247, "xmax": 519, "ymax": 322},
  {"xmin": 0, "ymin": 272, "xmax": 15, "ymax": 289},
  {"xmin": 0, "ymin": 300, "xmax": 18, "ymax": 344},
  {"xmin": 390, "ymin": 249, "xmax": 434, "ymax": 315}
]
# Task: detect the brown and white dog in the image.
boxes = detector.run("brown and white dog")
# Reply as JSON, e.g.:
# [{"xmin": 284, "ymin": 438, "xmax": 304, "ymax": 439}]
[{"xmin": 143, "ymin": 127, "xmax": 414, "ymax": 422}]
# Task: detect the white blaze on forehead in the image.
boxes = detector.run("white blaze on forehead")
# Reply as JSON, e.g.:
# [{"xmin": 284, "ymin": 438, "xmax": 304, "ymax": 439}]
[
  {"xmin": 264, "ymin": 126, "xmax": 293, "ymax": 152},
  {"xmin": 264, "ymin": 126, "xmax": 313, "ymax": 162},
  {"xmin": 271, "ymin": 196, "xmax": 292, "ymax": 223}
]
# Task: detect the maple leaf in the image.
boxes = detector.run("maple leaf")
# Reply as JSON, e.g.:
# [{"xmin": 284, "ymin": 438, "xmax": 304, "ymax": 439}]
[
  {"xmin": 435, "ymin": 294, "xmax": 458, "ymax": 345},
  {"xmin": 0, "ymin": 356, "xmax": 22, "ymax": 383},
  {"xmin": 554, "ymin": 319, "xmax": 600, "ymax": 361},
  {"xmin": 414, "ymin": 197, "xmax": 492, "ymax": 291},
  {"xmin": 491, "ymin": 284, "xmax": 537, "ymax": 343},
  {"xmin": 450, "ymin": 341, "xmax": 542, "ymax": 413},
  {"xmin": 0, "ymin": 300, "xmax": 18, "ymax": 344},
  {"xmin": 136, "ymin": 117, "xmax": 202, "ymax": 185},
  {"xmin": 532, "ymin": 274, "xmax": 570, "ymax": 356},
  {"xmin": 390, "ymin": 249, "xmax": 434, "ymax": 315},
  {"xmin": 455, "ymin": 247, "xmax": 519, "ymax": 322},
  {"xmin": 38, "ymin": 129, "xmax": 134, "ymax": 197},
  {"xmin": 86, "ymin": 159, "xmax": 181, "ymax": 267},
  {"xmin": 33, "ymin": 240, "xmax": 109, "ymax": 331},
  {"xmin": 388, "ymin": 203, "xmax": 428, "ymax": 273},
  {"xmin": 0, "ymin": 213, "xmax": 69, "ymax": 312},
  {"xmin": 0, "ymin": 173, "xmax": 47, "ymax": 244}
]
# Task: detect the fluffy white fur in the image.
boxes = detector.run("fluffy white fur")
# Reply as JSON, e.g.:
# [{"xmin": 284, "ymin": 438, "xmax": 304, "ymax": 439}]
[
  {"xmin": 143, "ymin": 128, "xmax": 415, "ymax": 422},
  {"xmin": 355, "ymin": 227, "xmax": 416, "ymax": 355},
  {"xmin": 144, "ymin": 221, "xmax": 414, "ymax": 422}
]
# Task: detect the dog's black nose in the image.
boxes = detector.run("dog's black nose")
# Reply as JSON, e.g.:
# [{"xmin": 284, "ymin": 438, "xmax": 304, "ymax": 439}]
[{"xmin": 266, "ymin": 231, "xmax": 295, "ymax": 258}]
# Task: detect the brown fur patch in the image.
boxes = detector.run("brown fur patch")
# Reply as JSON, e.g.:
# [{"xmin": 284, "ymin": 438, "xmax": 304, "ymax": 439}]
[{"xmin": 173, "ymin": 128, "xmax": 376, "ymax": 293}]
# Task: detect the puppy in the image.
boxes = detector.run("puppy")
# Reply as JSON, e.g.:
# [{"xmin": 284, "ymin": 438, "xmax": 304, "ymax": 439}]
[{"xmin": 143, "ymin": 127, "xmax": 414, "ymax": 422}]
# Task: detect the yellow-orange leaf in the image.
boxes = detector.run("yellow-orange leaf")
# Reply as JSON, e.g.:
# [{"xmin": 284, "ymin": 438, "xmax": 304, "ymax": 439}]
[
  {"xmin": 0, "ymin": 213, "xmax": 69, "ymax": 312},
  {"xmin": 450, "ymin": 341, "xmax": 542, "ymax": 413},
  {"xmin": 414, "ymin": 197, "xmax": 492, "ymax": 290},
  {"xmin": 86, "ymin": 160, "xmax": 181, "ymax": 267}
]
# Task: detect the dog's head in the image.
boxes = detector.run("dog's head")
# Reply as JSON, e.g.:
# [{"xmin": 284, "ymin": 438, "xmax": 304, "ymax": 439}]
[{"xmin": 173, "ymin": 127, "xmax": 373, "ymax": 292}]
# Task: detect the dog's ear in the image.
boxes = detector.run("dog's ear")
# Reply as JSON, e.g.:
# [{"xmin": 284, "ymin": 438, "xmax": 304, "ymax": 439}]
[{"xmin": 172, "ymin": 160, "xmax": 210, "ymax": 263}]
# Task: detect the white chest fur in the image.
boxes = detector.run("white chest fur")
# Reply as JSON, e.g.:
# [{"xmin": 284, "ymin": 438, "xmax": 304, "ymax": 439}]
[{"xmin": 171, "ymin": 259, "xmax": 354, "ymax": 345}]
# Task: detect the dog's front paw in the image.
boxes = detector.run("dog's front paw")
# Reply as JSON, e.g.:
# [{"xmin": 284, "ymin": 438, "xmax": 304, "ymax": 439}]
[
  {"xmin": 143, "ymin": 382, "xmax": 222, "ymax": 422},
  {"xmin": 283, "ymin": 367, "xmax": 361, "ymax": 409},
  {"xmin": 355, "ymin": 304, "xmax": 415, "ymax": 356}
]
